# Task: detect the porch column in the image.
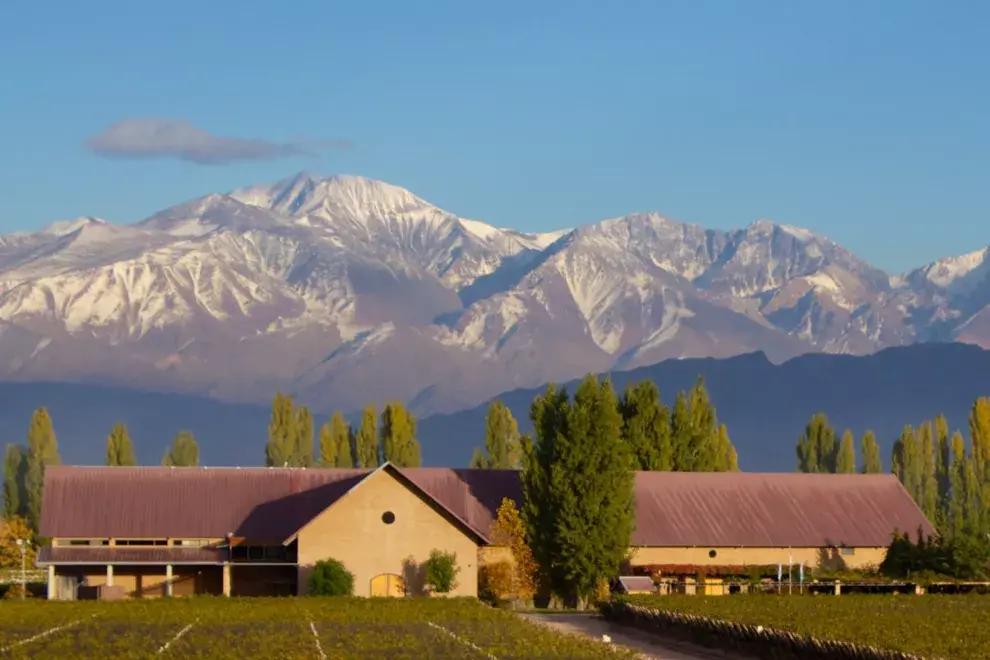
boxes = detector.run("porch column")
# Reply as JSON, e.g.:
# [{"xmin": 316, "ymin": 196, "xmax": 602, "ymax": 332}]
[
  {"xmin": 46, "ymin": 565, "xmax": 56, "ymax": 600},
  {"xmin": 222, "ymin": 562, "xmax": 231, "ymax": 596},
  {"xmin": 106, "ymin": 564, "xmax": 114, "ymax": 587},
  {"xmin": 165, "ymin": 564, "xmax": 173, "ymax": 597}
]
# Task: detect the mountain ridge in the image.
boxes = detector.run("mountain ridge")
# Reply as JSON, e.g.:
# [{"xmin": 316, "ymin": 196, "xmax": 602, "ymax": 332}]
[{"xmin": 0, "ymin": 172, "xmax": 987, "ymax": 416}]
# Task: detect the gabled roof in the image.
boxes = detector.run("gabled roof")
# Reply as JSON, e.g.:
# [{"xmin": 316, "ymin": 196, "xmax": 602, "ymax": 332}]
[{"xmin": 40, "ymin": 466, "xmax": 933, "ymax": 548}]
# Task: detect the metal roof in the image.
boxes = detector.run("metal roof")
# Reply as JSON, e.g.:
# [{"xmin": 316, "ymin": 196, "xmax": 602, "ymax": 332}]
[{"xmin": 40, "ymin": 466, "xmax": 933, "ymax": 548}]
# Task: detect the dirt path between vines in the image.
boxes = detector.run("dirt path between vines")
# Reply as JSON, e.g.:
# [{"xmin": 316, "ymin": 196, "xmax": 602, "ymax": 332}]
[{"xmin": 520, "ymin": 612, "xmax": 744, "ymax": 660}]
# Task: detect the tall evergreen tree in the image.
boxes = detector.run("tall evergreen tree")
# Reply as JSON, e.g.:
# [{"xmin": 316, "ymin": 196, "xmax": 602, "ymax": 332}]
[
  {"xmin": 266, "ymin": 392, "xmax": 295, "ymax": 467},
  {"xmin": 105, "ymin": 422, "xmax": 137, "ymax": 466},
  {"xmin": 293, "ymin": 405, "xmax": 315, "ymax": 467},
  {"xmin": 949, "ymin": 431, "xmax": 967, "ymax": 537},
  {"xmin": 668, "ymin": 390, "xmax": 691, "ymax": 470},
  {"xmin": 796, "ymin": 413, "xmax": 836, "ymax": 473},
  {"xmin": 860, "ymin": 430, "xmax": 882, "ymax": 473},
  {"xmin": 162, "ymin": 431, "xmax": 199, "ymax": 467},
  {"xmin": 934, "ymin": 414, "xmax": 951, "ymax": 528},
  {"xmin": 380, "ymin": 402, "xmax": 420, "ymax": 467},
  {"xmin": 618, "ymin": 381, "xmax": 672, "ymax": 471},
  {"xmin": 471, "ymin": 400, "xmax": 522, "ymax": 469},
  {"xmin": 521, "ymin": 383, "xmax": 569, "ymax": 603},
  {"xmin": 355, "ymin": 404, "xmax": 379, "ymax": 468},
  {"xmin": 918, "ymin": 421, "xmax": 938, "ymax": 522},
  {"xmin": 836, "ymin": 429, "xmax": 856, "ymax": 474},
  {"xmin": 546, "ymin": 375, "xmax": 635, "ymax": 607},
  {"xmin": 25, "ymin": 407, "xmax": 60, "ymax": 533},
  {"xmin": 3, "ymin": 444, "xmax": 26, "ymax": 519}
]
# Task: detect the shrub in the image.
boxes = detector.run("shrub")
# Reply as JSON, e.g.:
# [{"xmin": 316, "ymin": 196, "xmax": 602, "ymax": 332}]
[
  {"xmin": 308, "ymin": 558, "xmax": 354, "ymax": 596},
  {"xmin": 425, "ymin": 549, "xmax": 460, "ymax": 594}
]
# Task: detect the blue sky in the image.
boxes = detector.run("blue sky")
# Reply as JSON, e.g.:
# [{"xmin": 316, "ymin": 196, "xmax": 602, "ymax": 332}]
[{"xmin": 1, "ymin": 0, "xmax": 987, "ymax": 272}]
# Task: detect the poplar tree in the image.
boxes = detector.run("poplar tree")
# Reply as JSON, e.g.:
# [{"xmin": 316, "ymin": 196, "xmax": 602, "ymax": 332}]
[
  {"xmin": 266, "ymin": 392, "xmax": 295, "ymax": 467},
  {"xmin": 618, "ymin": 380, "xmax": 672, "ymax": 471},
  {"xmin": 355, "ymin": 404, "xmax": 379, "ymax": 468},
  {"xmin": 380, "ymin": 402, "xmax": 420, "ymax": 467},
  {"xmin": 105, "ymin": 422, "xmax": 137, "ymax": 466},
  {"xmin": 836, "ymin": 429, "xmax": 856, "ymax": 474},
  {"xmin": 949, "ymin": 431, "xmax": 967, "ymax": 537},
  {"xmin": 317, "ymin": 419, "xmax": 336, "ymax": 468},
  {"xmin": 471, "ymin": 400, "xmax": 522, "ymax": 469},
  {"xmin": 162, "ymin": 431, "xmax": 199, "ymax": 467},
  {"xmin": 796, "ymin": 413, "xmax": 836, "ymax": 473},
  {"xmin": 548, "ymin": 375, "xmax": 634, "ymax": 607},
  {"xmin": 521, "ymin": 383, "xmax": 569, "ymax": 603},
  {"xmin": 918, "ymin": 421, "xmax": 938, "ymax": 522},
  {"xmin": 25, "ymin": 407, "xmax": 60, "ymax": 533},
  {"xmin": 860, "ymin": 430, "xmax": 882, "ymax": 473},
  {"xmin": 3, "ymin": 444, "xmax": 26, "ymax": 519},
  {"xmin": 892, "ymin": 425, "xmax": 923, "ymax": 504},
  {"xmin": 712, "ymin": 424, "xmax": 739, "ymax": 472},
  {"xmin": 669, "ymin": 391, "xmax": 691, "ymax": 470},
  {"xmin": 319, "ymin": 412, "xmax": 353, "ymax": 468},
  {"xmin": 934, "ymin": 414, "xmax": 951, "ymax": 526},
  {"xmin": 685, "ymin": 378, "xmax": 719, "ymax": 471},
  {"xmin": 293, "ymin": 405, "xmax": 315, "ymax": 467},
  {"xmin": 969, "ymin": 397, "xmax": 990, "ymax": 479}
]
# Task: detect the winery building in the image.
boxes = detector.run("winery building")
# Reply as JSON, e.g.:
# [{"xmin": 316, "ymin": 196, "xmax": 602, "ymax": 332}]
[{"xmin": 37, "ymin": 464, "xmax": 933, "ymax": 599}]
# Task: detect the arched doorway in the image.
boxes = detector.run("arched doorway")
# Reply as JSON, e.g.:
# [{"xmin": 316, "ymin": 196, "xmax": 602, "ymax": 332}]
[{"xmin": 370, "ymin": 573, "xmax": 405, "ymax": 597}]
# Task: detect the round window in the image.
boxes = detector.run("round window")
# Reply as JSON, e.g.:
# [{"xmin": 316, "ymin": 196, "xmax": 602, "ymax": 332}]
[
  {"xmin": 708, "ymin": 549, "xmax": 717, "ymax": 558},
  {"xmin": 382, "ymin": 511, "xmax": 396, "ymax": 525}
]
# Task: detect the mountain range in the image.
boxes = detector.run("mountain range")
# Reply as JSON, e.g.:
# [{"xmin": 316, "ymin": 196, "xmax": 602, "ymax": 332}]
[{"xmin": 0, "ymin": 172, "xmax": 987, "ymax": 417}]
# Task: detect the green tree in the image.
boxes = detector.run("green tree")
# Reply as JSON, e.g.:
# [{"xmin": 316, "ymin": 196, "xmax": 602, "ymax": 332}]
[
  {"xmin": 424, "ymin": 549, "xmax": 460, "ymax": 594},
  {"xmin": 521, "ymin": 384, "xmax": 569, "ymax": 603},
  {"xmin": 918, "ymin": 421, "xmax": 938, "ymax": 523},
  {"xmin": 380, "ymin": 402, "xmax": 420, "ymax": 467},
  {"xmin": 25, "ymin": 408, "xmax": 60, "ymax": 533},
  {"xmin": 684, "ymin": 377, "xmax": 719, "ymax": 471},
  {"xmin": 893, "ymin": 425, "xmax": 923, "ymax": 504},
  {"xmin": 162, "ymin": 431, "xmax": 199, "ymax": 467},
  {"xmin": 668, "ymin": 390, "xmax": 691, "ymax": 470},
  {"xmin": 266, "ymin": 392, "xmax": 295, "ymax": 467},
  {"xmin": 836, "ymin": 429, "xmax": 856, "ymax": 474},
  {"xmin": 293, "ymin": 405, "xmax": 314, "ymax": 468},
  {"xmin": 712, "ymin": 424, "xmax": 738, "ymax": 472},
  {"xmin": 618, "ymin": 380, "xmax": 672, "ymax": 471},
  {"xmin": 860, "ymin": 430, "xmax": 882, "ymax": 474},
  {"xmin": 355, "ymin": 404, "xmax": 379, "ymax": 468},
  {"xmin": 317, "ymin": 419, "xmax": 336, "ymax": 468},
  {"xmin": 796, "ymin": 413, "xmax": 836, "ymax": 473},
  {"xmin": 523, "ymin": 376, "xmax": 635, "ymax": 607},
  {"xmin": 3, "ymin": 445, "xmax": 26, "ymax": 520},
  {"xmin": 949, "ymin": 431, "xmax": 967, "ymax": 537},
  {"xmin": 307, "ymin": 558, "xmax": 355, "ymax": 596},
  {"xmin": 471, "ymin": 400, "xmax": 522, "ymax": 469},
  {"xmin": 105, "ymin": 422, "xmax": 137, "ymax": 467},
  {"xmin": 319, "ymin": 412, "xmax": 353, "ymax": 468}
]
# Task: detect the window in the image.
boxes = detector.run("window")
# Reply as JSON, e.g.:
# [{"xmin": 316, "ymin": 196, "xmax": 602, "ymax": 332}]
[
  {"xmin": 115, "ymin": 539, "xmax": 167, "ymax": 546},
  {"xmin": 382, "ymin": 511, "xmax": 396, "ymax": 525},
  {"xmin": 174, "ymin": 539, "xmax": 208, "ymax": 547},
  {"xmin": 708, "ymin": 549, "xmax": 717, "ymax": 559},
  {"xmin": 57, "ymin": 539, "xmax": 109, "ymax": 547},
  {"xmin": 840, "ymin": 547, "xmax": 855, "ymax": 556}
]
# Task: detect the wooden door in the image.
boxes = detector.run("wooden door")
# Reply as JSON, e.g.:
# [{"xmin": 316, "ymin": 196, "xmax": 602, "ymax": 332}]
[{"xmin": 370, "ymin": 573, "xmax": 405, "ymax": 597}]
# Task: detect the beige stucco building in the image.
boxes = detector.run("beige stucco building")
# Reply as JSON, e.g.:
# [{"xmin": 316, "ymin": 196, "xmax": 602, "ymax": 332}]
[{"xmin": 37, "ymin": 464, "xmax": 932, "ymax": 599}]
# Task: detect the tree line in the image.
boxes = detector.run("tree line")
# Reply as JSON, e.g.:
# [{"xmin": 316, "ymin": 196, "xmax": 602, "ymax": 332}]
[{"xmin": 795, "ymin": 400, "xmax": 990, "ymax": 577}]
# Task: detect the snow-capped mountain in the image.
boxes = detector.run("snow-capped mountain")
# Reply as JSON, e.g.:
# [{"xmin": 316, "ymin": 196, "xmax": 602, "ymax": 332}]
[{"xmin": 0, "ymin": 172, "xmax": 986, "ymax": 415}]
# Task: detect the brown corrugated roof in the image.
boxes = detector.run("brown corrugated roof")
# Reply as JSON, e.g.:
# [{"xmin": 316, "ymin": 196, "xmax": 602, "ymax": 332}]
[
  {"xmin": 37, "ymin": 546, "xmax": 224, "ymax": 565},
  {"xmin": 40, "ymin": 465, "xmax": 932, "ymax": 549}
]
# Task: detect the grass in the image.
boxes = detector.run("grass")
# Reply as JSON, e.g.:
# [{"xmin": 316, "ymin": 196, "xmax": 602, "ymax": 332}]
[
  {"xmin": 624, "ymin": 594, "xmax": 990, "ymax": 659},
  {"xmin": 0, "ymin": 597, "xmax": 638, "ymax": 659}
]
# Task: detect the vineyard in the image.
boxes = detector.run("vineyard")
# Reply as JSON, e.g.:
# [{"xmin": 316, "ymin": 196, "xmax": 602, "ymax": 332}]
[
  {"xmin": 623, "ymin": 594, "xmax": 990, "ymax": 659},
  {"xmin": 0, "ymin": 597, "xmax": 636, "ymax": 659}
]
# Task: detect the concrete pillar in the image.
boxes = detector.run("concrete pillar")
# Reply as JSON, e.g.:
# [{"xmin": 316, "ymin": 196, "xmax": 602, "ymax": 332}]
[
  {"xmin": 222, "ymin": 563, "xmax": 231, "ymax": 597},
  {"xmin": 47, "ymin": 565, "xmax": 56, "ymax": 600},
  {"xmin": 834, "ymin": 580, "xmax": 841, "ymax": 596},
  {"xmin": 106, "ymin": 564, "xmax": 114, "ymax": 587},
  {"xmin": 165, "ymin": 564, "xmax": 173, "ymax": 597}
]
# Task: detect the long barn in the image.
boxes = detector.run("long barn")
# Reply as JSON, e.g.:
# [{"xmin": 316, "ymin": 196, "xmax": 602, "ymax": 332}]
[{"xmin": 37, "ymin": 463, "xmax": 933, "ymax": 599}]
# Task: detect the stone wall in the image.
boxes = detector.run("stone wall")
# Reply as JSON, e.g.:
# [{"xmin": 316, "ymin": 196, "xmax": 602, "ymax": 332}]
[{"xmin": 599, "ymin": 600, "xmax": 931, "ymax": 660}]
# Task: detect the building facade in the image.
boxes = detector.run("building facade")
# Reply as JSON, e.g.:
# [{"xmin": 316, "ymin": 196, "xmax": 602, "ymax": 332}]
[{"xmin": 37, "ymin": 464, "xmax": 934, "ymax": 599}]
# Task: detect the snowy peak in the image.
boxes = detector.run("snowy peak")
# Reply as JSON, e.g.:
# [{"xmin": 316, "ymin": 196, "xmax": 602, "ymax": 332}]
[
  {"xmin": 912, "ymin": 246, "xmax": 990, "ymax": 295},
  {"xmin": 41, "ymin": 216, "xmax": 109, "ymax": 237}
]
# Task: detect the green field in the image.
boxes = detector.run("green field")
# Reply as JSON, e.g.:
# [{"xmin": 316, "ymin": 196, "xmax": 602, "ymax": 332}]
[
  {"xmin": 624, "ymin": 594, "xmax": 990, "ymax": 659},
  {"xmin": 0, "ymin": 597, "xmax": 636, "ymax": 659}
]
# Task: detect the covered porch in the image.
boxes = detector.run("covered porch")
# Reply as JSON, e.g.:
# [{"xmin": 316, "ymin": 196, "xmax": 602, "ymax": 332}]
[{"xmin": 37, "ymin": 547, "xmax": 299, "ymax": 599}]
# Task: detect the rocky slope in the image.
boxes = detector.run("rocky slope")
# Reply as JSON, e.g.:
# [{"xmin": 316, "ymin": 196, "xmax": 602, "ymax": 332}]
[{"xmin": 0, "ymin": 172, "xmax": 986, "ymax": 414}]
